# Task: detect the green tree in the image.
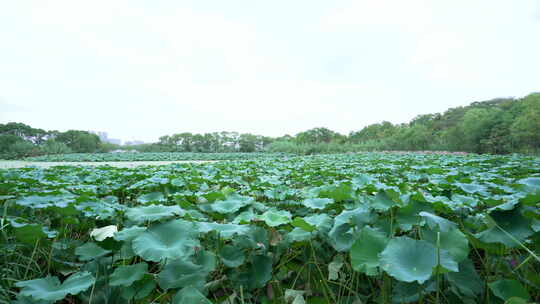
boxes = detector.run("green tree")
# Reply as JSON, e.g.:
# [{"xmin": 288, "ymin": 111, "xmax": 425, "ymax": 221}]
[
  {"xmin": 55, "ymin": 130, "xmax": 101, "ymax": 153},
  {"xmin": 295, "ymin": 127, "xmax": 343, "ymax": 144},
  {"xmin": 510, "ymin": 93, "xmax": 540, "ymax": 152},
  {"xmin": 239, "ymin": 134, "xmax": 257, "ymax": 152}
]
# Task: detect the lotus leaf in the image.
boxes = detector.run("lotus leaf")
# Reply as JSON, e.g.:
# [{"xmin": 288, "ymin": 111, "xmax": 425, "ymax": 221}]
[
  {"xmin": 132, "ymin": 219, "xmax": 200, "ymax": 262},
  {"xmin": 109, "ymin": 263, "xmax": 148, "ymax": 286},
  {"xmin": 15, "ymin": 272, "xmax": 95, "ymax": 302},
  {"xmin": 125, "ymin": 205, "xmax": 183, "ymax": 223}
]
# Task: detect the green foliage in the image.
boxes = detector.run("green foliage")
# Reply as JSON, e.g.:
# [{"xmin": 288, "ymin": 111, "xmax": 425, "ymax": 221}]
[
  {"xmin": 26, "ymin": 152, "xmax": 285, "ymax": 162},
  {"xmin": 15, "ymin": 272, "xmax": 95, "ymax": 302},
  {"xmin": 2, "ymin": 153, "xmax": 540, "ymax": 303},
  {"xmin": 489, "ymin": 279, "xmax": 530, "ymax": 302},
  {"xmin": 125, "ymin": 204, "xmax": 183, "ymax": 223},
  {"xmin": 109, "ymin": 263, "xmax": 148, "ymax": 287},
  {"xmin": 350, "ymin": 227, "xmax": 389, "ymax": 275},
  {"xmin": 132, "ymin": 220, "xmax": 200, "ymax": 262},
  {"xmin": 0, "ymin": 122, "xmax": 102, "ymax": 159},
  {"xmin": 346, "ymin": 93, "xmax": 540, "ymax": 154},
  {"xmin": 4, "ymin": 92, "xmax": 540, "ymax": 161}
]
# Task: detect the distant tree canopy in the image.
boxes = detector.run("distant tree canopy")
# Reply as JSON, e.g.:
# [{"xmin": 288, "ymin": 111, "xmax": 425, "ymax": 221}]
[
  {"xmin": 343, "ymin": 92, "xmax": 540, "ymax": 154},
  {"xmin": 154, "ymin": 131, "xmax": 273, "ymax": 153},
  {"xmin": 0, "ymin": 124, "xmax": 107, "ymax": 159},
  {"xmin": 2, "ymin": 92, "xmax": 539, "ymax": 159}
]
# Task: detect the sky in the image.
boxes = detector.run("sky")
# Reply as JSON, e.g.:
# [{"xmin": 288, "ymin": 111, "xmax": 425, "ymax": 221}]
[{"xmin": 1, "ymin": 1, "xmax": 539, "ymax": 143}]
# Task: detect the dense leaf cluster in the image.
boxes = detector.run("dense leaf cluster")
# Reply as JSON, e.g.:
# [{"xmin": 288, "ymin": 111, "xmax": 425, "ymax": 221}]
[{"xmin": 1, "ymin": 153, "xmax": 539, "ymax": 303}]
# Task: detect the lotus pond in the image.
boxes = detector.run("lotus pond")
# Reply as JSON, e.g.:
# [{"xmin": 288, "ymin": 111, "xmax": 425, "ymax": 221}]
[
  {"xmin": 1, "ymin": 153, "xmax": 539, "ymax": 303},
  {"xmin": 25, "ymin": 152, "xmax": 287, "ymax": 162}
]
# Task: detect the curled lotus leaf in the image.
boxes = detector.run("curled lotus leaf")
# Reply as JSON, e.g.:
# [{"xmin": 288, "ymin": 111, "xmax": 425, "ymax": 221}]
[
  {"xmin": 132, "ymin": 219, "xmax": 200, "ymax": 262},
  {"xmin": 125, "ymin": 205, "xmax": 183, "ymax": 223}
]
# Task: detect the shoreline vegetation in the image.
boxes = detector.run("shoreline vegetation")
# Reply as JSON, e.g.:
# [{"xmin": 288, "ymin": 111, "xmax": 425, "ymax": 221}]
[{"xmin": 1, "ymin": 93, "xmax": 539, "ymax": 160}]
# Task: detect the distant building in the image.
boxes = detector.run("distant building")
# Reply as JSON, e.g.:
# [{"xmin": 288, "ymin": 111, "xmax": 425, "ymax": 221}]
[{"xmin": 90, "ymin": 131, "xmax": 122, "ymax": 145}]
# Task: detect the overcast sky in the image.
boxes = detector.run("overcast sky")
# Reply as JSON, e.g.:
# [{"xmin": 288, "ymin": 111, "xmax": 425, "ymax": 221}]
[{"xmin": 1, "ymin": 1, "xmax": 539, "ymax": 143}]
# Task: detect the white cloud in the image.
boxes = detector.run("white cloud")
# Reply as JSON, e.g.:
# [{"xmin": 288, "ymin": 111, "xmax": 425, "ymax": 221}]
[{"xmin": 1, "ymin": 0, "xmax": 539, "ymax": 142}]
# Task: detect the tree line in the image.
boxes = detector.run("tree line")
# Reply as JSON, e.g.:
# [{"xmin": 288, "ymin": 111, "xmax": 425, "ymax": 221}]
[
  {"xmin": 0, "ymin": 124, "xmax": 111, "ymax": 159},
  {"xmin": 151, "ymin": 92, "xmax": 539, "ymax": 155},
  {"xmin": 345, "ymin": 92, "xmax": 540, "ymax": 154},
  {"xmin": 1, "ymin": 92, "xmax": 538, "ymax": 159}
]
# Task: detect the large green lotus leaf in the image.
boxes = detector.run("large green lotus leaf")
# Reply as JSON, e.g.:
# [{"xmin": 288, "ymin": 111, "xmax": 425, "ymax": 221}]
[
  {"xmin": 197, "ymin": 222, "xmax": 250, "ymax": 238},
  {"xmin": 15, "ymin": 272, "xmax": 95, "ymax": 302},
  {"xmin": 489, "ymin": 200, "xmax": 520, "ymax": 212},
  {"xmin": 395, "ymin": 200, "xmax": 433, "ymax": 231},
  {"xmin": 422, "ymin": 228, "xmax": 469, "ymax": 262},
  {"xmin": 350, "ymin": 227, "xmax": 389, "ymax": 275},
  {"xmin": 193, "ymin": 250, "xmax": 217, "ymax": 273},
  {"xmin": 446, "ymin": 259, "xmax": 483, "ymax": 297},
  {"xmin": 335, "ymin": 206, "xmax": 373, "ymax": 228},
  {"xmin": 132, "ymin": 219, "xmax": 200, "ymax": 262},
  {"xmin": 158, "ymin": 250, "xmax": 215, "ymax": 290},
  {"xmin": 158, "ymin": 259, "xmax": 206, "ymax": 290},
  {"xmin": 9, "ymin": 220, "xmax": 57, "ymax": 244},
  {"xmin": 303, "ymin": 214, "xmax": 333, "ymax": 233},
  {"xmin": 285, "ymin": 227, "xmax": 313, "ymax": 243},
  {"xmin": 15, "ymin": 194, "xmax": 75, "ymax": 209},
  {"xmin": 419, "ymin": 212, "xmax": 457, "ymax": 232},
  {"xmin": 229, "ymin": 254, "xmax": 273, "ymax": 290},
  {"xmin": 452, "ymin": 194, "xmax": 479, "ymax": 208},
  {"xmin": 202, "ymin": 191, "xmax": 226, "ymax": 202},
  {"xmin": 351, "ymin": 174, "xmax": 375, "ymax": 189},
  {"xmin": 120, "ymin": 275, "xmax": 156, "ymax": 300},
  {"xmin": 109, "ymin": 263, "xmax": 148, "ymax": 287},
  {"xmin": 259, "ymin": 209, "xmax": 291, "ymax": 227},
  {"xmin": 476, "ymin": 207, "xmax": 534, "ymax": 247},
  {"xmin": 233, "ymin": 226, "xmax": 269, "ymax": 250},
  {"xmin": 113, "ymin": 226, "xmax": 146, "ymax": 242},
  {"xmin": 489, "ymin": 279, "xmax": 530, "ymax": 301},
  {"xmin": 517, "ymin": 177, "xmax": 540, "ymax": 193},
  {"xmin": 519, "ymin": 191, "xmax": 540, "ymax": 206},
  {"xmin": 75, "ymin": 200, "xmax": 123, "ymax": 220},
  {"xmin": 136, "ymin": 192, "xmax": 165, "ymax": 204},
  {"xmin": 233, "ymin": 209, "xmax": 256, "ymax": 224},
  {"xmin": 328, "ymin": 223, "xmax": 354, "ymax": 252},
  {"xmin": 219, "ymin": 245, "xmax": 245, "ymax": 267},
  {"xmin": 380, "ymin": 237, "xmax": 438, "ymax": 283},
  {"xmin": 170, "ymin": 178, "xmax": 186, "ymax": 187},
  {"xmin": 125, "ymin": 205, "xmax": 183, "ymax": 223},
  {"xmin": 456, "ymin": 182, "xmax": 487, "ymax": 194},
  {"xmin": 328, "ymin": 207, "xmax": 372, "ymax": 252},
  {"xmin": 114, "ymin": 243, "xmax": 136, "ymax": 261},
  {"xmin": 75, "ymin": 243, "xmax": 111, "ymax": 261},
  {"xmin": 210, "ymin": 194, "xmax": 254, "ymax": 214},
  {"xmin": 302, "ymin": 198, "xmax": 334, "ymax": 210},
  {"xmin": 291, "ymin": 217, "xmax": 315, "ymax": 232},
  {"xmin": 391, "ymin": 281, "xmax": 435, "ymax": 304},
  {"xmin": 171, "ymin": 286, "xmax": 212, "ymax": 304},
  {"xmin": 371, "ymin": 190, "xmax": 397, "ymax": 211},
  {"xmin": 318, "ymin": 183, "xmax": 353, "ymax": 202},
  {"xmin": 12, "ymin": 295, "xmax": 53, "ymax": 304}
]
